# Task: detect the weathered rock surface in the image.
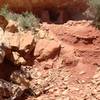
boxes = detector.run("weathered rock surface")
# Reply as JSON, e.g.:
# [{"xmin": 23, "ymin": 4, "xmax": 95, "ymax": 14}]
[
  {"xmin": 42, "ymin": 20, "xmax": 100, "ymax": 45},
  {"xmin": 2, "ymin": 31, "xmax": 35, "ymax": 51},
  {"xmin": 0, "ymin": 26, "xmax": 35, "ymax": 64},
  {"xmin": 0, "ymin": 0, "xmax": 87, "ymax": 13},
  {"xmin": 0, "ymin": 0, "xmax": 88, "ymax": 23},
  {"xmin": 0, "ymin": 11, "xmax": 100, "ymax": 100},
  {"xmin": 34, "ymin": 39, "xmax": 61, "ymax": 61}
]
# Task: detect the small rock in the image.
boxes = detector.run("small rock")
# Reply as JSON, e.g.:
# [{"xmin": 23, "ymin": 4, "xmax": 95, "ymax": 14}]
[
  {"xmin": 0, "ymin": 27, "xmax": 4, "ymax": 45},
  {"xmin": 6, "ymin": 20, "xmax": 18, "ymax": 33},
  {"xmin": 38, "ymin": 30, "xmax": 47, "ymax": 39},
  {"xmin": 62, "ymin": 56, "xmax": 78, "ymax": 67},
  {"xmin": 10, "ymin": 70, "xmax": 30, "ymax": 87},
  {"xmin": 12, "ymin": 52, "xmax": 26, "ymax": 65},
  {"xmin": 43, "ymin": 60, "xmax": 53, "ymax": 69},
  {"xmin": 12, "ymin": 52, "xmax": 20, "ymax": 61},
  {"xmin": 34, "ymin": 39, "xmax": 61, "ymax": 61},
  {"xmin": 18, "ymin": 57, "xmax": 26, "ymax": 65},
  {"xmin": 79, "ymin": 71, "xmax": 86, "ymax": 75}
]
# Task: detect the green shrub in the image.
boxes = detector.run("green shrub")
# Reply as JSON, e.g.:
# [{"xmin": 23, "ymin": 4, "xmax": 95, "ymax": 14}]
[
  {"xmin": 0, "ymin": 5, "xmax": 40, "ymax": 30},
  {"xmin": 18, "ymin": 12, "xmax": 40, "ymax": 30},
  {"xmin": 0, "ymin": 5, "xmax": 9, "ymax": 18},
  {"xmin": 88, "ymin": 0, "xmax": 100, "ymax": 29}
]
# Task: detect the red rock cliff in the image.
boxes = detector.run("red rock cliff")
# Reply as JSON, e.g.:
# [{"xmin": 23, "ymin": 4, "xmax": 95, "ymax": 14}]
[
  {"xmin": 0, "ymin": 0, "xmax": 88, "ymax": 23},
  {"xmin": 0, "ymin": 0, "xmax": 88, "ymax": 13}
]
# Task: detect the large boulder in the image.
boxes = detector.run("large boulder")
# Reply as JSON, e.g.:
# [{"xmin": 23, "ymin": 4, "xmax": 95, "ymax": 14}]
[{"xmin": 34, "ymin": 39, "xmax": 61, "ymax": 61}]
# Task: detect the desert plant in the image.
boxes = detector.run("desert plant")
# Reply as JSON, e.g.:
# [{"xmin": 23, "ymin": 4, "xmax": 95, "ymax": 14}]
[
  {"xmin": 18, "ymin": 12, "xmax": 40, "ymax": 30},
  {"xmin": 0, "ymin": 5, "xmax": 40, "ymax": 30},
  {"xmin": 88, "ymin": 0, "xmax": 100, "ymax": 29},
  {"xmin": 0, "ymin": 5, "xmax": 9, "ymax": 18}
]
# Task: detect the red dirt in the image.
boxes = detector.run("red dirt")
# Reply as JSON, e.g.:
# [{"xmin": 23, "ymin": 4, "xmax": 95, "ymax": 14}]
[
  {"xmin": 22, "ymin": 20, "xmax": 100, "ymax": 100},
  {"xmin": 41, "ymin": 20, "xmax": 100, "ymax": 83},
  {"xmin": 1, "ymin": 19, "xmax": 100, "ymax": 100}
]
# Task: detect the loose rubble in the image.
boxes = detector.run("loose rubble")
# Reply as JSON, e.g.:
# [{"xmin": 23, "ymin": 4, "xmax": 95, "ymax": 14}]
[{"xmin": 0, "ymin": 14, "xmax": 100, "ymax": 100}]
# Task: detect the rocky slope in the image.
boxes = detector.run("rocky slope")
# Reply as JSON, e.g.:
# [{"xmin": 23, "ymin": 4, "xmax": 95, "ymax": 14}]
[
  {"xmin": 0, "ymin": 1, "xmax": 100, "ymax": 100},
  {"xmin": 0, "ymin": 13, "xmax": 100, "ymax": 100}
]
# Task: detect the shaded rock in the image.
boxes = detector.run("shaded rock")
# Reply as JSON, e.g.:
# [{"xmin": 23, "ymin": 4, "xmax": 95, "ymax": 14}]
[
  {"xmin": 0, "ymin": 79, "xmax": 24, "ymax": 100},
  {"xmin": 0, "ymin": 79, "xmax": 12, "ymax": 99},
  {"xmin": 6, "ymin": 20, "xmax": 18, "ymax": 33},
  {"xmin": 0, "ymin": 30, "xmax": 35, "ymax": 64},
  {"xmin": 34, "ymin": 39, "xmax": 61, "ymax": 61},
  {"xmin": 12, "ymin": 52, "xmax": 26, "ymax": 65},
  {"xmin": 0, "ymin": 15, "xmax": 8, "ymax": 30},
  {"xmin": 12, "ymin": 52, "xmax": 20, "ymax": 62},
  {"xmin": 10, "ymin": 70, "xmax": 30, "ymax": 87},
  {"xmin": 18, "ymin": 57, "xmax": 27, "ymax": 65},
  {"xmin": 0, "ymin": 27, "xmax": 4, "ymax": 45}
]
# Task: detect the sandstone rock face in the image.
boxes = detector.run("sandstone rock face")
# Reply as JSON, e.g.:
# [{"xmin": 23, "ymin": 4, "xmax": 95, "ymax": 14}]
[
  {"xmin": 0, "ymin": 0, "xmax": 87, "ymax": 12},
  {"xmin": 0, "ymin": 0, "xmax": 88, "ymax": 23}
]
